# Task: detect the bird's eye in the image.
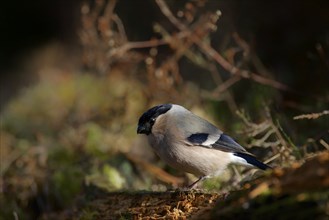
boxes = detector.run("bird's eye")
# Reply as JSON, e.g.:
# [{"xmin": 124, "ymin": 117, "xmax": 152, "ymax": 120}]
[{"xmin": 150, "ymin": 117, "xmax": 156, "ymax": 123}]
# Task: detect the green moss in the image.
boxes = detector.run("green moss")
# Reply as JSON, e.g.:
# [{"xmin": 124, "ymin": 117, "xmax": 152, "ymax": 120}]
[
  {"xmin": 51, "ymin": 166, "xmax": 84, "ymax": 207},
  {"xmin": 79, "ymin": 208, "xmax": 98, "ymax": 220},
  {"xmin": 85, "ymin": 164, "xmax": 126, "ymax": 191}
]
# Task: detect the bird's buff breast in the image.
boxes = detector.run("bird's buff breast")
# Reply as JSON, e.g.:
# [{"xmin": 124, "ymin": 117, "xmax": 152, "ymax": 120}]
[{"xmin": 148, "ymin": 134, "xmax": 231, "ymax": 177}]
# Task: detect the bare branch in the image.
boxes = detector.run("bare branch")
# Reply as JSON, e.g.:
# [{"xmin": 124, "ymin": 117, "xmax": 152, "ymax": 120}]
[
  {"xmin": 155, "ymin": 0, "xmax": 292, "ymax": 92},
  {"xmin": 195, "ymin": 41, "xmax": 292, "ymax": 91},
  {"xmin": 212, "ymin": 75, "xmax": 241, "ymax": 95},
  {"xmin": 155, "ymin": 0, "xmax": 187, "ymax": 31},
  {"xmin": 293, "ymin": 110, "xmax": 329, "ymax": 120}
]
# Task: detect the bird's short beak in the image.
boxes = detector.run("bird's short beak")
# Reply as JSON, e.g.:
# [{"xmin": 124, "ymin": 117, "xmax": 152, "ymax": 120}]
[{"xmin": 137, "ymin": 125, "xmax": 145, "ymax": 134}]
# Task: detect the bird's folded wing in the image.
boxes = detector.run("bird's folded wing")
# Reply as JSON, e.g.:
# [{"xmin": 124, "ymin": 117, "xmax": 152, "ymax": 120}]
[
  {"xmin": 186, "ymin": 133, "xmax": 250, "ymax": 154},
  {"xmin": 211, "ymin": 134, "xmax": 249, "ymax": 153}
]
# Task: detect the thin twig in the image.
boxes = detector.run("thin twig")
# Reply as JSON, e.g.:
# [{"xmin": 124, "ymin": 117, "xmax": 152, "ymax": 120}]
[
  {"xmin": 155, "ymin": 0, "xmax": 187, "ymax": 31},
  {"xmin": 233, "ymin": 32, "xmax": 272, "ymax": 78},
  {"xmin": 319, "ymin": 139, "xmax": 329, "ymax": 150},
  {"xmin": 103, "ymin": 0, "xmax": 117, "ymax": 21},
  {"xmin": 293, "ymin": 110, "xmax": 329, "ymax": 120},
  {"xmin": 212, "ymin": 75, "xmax": 241, "ymax": 95},
  {"xmin": 107, "ymin": 38, "xmax": 168, "ymax": 58},
  {"xmin": 196, "ymin": 41, "xmax": 292, "ymax": 91},
  {"xmin": 155, "ymin": 0, "xmax": 292, "ymax": 92},
  {"xmin": 208, "ymin": 63, "xmax": 238, "ymax": 112},
  {"xmin": 112, "ymin": 14, "xmax": 127, "ymax": 42}
]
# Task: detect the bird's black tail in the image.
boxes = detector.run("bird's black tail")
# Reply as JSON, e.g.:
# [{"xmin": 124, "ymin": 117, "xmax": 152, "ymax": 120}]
[{"xmin": 233, "ymin": 152, "xmax": 272, "ymax": 170}]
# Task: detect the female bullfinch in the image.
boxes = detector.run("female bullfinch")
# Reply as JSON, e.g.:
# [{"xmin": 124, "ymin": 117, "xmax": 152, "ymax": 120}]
[{"xmin": 137, "ymin": 104, "xmax": 271, "ymax": 188}]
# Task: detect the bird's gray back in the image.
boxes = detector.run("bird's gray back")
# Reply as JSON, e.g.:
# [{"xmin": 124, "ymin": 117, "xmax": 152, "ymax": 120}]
[{"xmin": 168, "ymin": 105, "xmax": 222, "ymax": 138}]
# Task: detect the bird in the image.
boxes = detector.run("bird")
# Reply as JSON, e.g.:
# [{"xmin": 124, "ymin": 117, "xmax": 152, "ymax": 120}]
[{"xmin": 137, "ymin": 103, "xmax": 272, "ymax": 188}]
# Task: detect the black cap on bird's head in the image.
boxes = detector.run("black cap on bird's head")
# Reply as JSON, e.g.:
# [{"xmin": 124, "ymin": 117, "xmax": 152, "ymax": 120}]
[{"xmin": 137, "ymin": 104, "xmax": 172, "ymax": 135}]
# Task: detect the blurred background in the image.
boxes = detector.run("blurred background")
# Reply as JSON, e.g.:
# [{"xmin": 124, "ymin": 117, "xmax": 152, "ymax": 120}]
[{"xmin": 1, "ymin": 0, "xmax": 328, "ymax": 219}]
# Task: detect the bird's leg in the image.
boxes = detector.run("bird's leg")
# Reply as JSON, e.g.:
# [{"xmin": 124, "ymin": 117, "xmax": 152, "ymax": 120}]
[{"xmin": 187, "ymin": 176, "xmax": 207, "ymax": 189}]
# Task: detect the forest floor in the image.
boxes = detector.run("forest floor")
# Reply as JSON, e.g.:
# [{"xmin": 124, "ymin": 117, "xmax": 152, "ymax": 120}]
[{"xmin": 45, "ymin": 151, "xmax": 329, "ymax": 220}]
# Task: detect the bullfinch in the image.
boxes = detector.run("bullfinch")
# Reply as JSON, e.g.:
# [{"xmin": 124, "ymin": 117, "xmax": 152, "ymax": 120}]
[{"xmin": 137, "ymin": 104, "xmax": 271, "ymax": 188}]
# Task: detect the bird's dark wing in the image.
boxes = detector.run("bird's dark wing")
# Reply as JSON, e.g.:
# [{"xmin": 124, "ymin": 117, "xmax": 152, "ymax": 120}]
[
  {"xmin": 186, "ymin": 133, "xmax": 249, "ymax": 154},
  {"xmin": 233, "ymin": 152, "xmax": 271, "ymax": 170},
  {"xmin": 210, "ymin": 133, "xmax": 248, "ymax": 154},
  {"xmin": 186, "ymin": 133, "xmax": 271, "ymax": 170},
  {"xmin": 187, "ymin": 133, "xmax": 209, "ymax": 144}
]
